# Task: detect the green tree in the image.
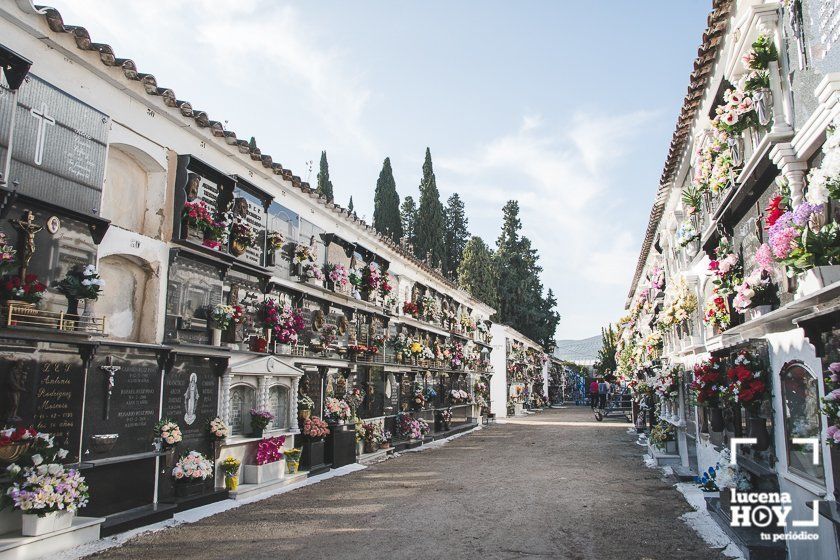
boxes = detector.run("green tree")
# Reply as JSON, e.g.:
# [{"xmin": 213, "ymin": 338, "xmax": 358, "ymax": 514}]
[
  {"xmin": 400, "ymin": 195, "xmax": 417, "ymax": 248},
  {"xmin": 414, "ymin": 148, "xmax": 445, "ymax": 266},
  {"xmin": 594, "ymin": 324, "xmax": 618, "ymax": 377},
  {"xmin": 457, "ymin": 236, "xmax": 497, "ymax": 308},
  {"xmin": 373, "ymin": 157, "xmax": 403, "ymax": 243},
  {"xmin": 443, "ymin": 193, "xmax": 469, "ymax": 280},
  {"xmin": 316, "ymin": 150, "xmax": 334, "ymax": 202},
  {"xmin": 348, "ymin": 196, "xmax": 354, "ymax": 214},
  {"xmin": 494, "ymin": 200, "xmax": 559, "ymax": 348}
]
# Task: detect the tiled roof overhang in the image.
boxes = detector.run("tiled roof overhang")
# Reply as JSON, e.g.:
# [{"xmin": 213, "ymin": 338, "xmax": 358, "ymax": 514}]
[{"xmin": 626, "ymin": 0, "xmax": 732, "ymax": 304}]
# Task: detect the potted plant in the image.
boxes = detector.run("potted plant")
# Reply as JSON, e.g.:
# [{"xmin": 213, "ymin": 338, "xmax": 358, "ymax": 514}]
[
  {"xmin": 300, "ymin": 416, "xmax": 329, "ymax": 471},
  {"xmin": 171, "ymin": 451, "xmax": 214, "ymax": 497},
  {"xmin": 265, "ymin": 231, "xmax": 284, "ymax": 267},
  {"xmin": 361, "ymin": 422, "xmax": 382, "ymax": 454},
  {"xmin": 249, "ymin": 409, "xmax": 274, "ymax": 438},
  {"xmin": 209, "ymin": 303, "xmax": 243, "ymax": 346},
  {"xmin": 4, "ymin": 438, "xmax": 89, "ymax": 536},
  {"xmin": 724, "ymin": 350, "xmax": 770, "ymax": 450},
  {"xmin": 298, "ymin": 394, "xmax": 315, "ymax": 420},
  {"xmin": 435, "ymin": 408, "xmax": 453, "ymax": 432},
  {"xmin": 690, "ymin": 358, "xmax": 728, "ymax": 432},
  {"xmin": 154, "ymin": 419, "xmax": 182, "ymax": 466},
  {"xmin": 229, "ymin": 220, "xmax": 258, "ymax": 257},
  {"xmin": 649, "ymin": 421, "xmax": 677, "ymax": 454},
  {"xmin": 53, "ymin": 263, "xmax": 105, "ymax": 324},
  {"xmin": 283, "ymin": 448, "xmax": 302, "ymax": 475},
  {"xmin": 323, "ymin": 397, "xmax": 351, "ymax": 425},
  {"xmin": 695, "ymin": 465, "xmax": 720, "ymax": 499},
  {"xmin": 0, "ymin": 273, "xmax": 46, "ymax": 313},
  {"xmin": 325, "ymin": 263, "xmax": 349, "ymax": 291},
  {"xmin": 380, "ymin": 431, "xmax": 392, "ymax": 450},
  {"xmin": 260, "ymin": 299, "xmax": 304, "ymax": 354},
  {"xmin": 243, "ymin": 436, "xmax": 285, "ymax": 484},
  {"xmin": 220, "ymin": 456, "xmax": 240, "ymax": 491},
  {"xmin": 181, "ymin": 199, "xmax": 215, "ymax": 241}
]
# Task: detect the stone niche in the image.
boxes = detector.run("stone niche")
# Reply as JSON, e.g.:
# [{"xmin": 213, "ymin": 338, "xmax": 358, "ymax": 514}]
[
  {"xmin": 96, "ymin": 254, "xmax": 159, "ymax": 343},
  {"xmin": 101, "ymin": 144, "xmax": 166, "ymax": 239},
  {"xmin": 165, "ymin": 255, "xmax": 224, "ymax": 344},
  {"xmin": 162, "ymin": 355, "xmax": 224, "ymax": 456}
]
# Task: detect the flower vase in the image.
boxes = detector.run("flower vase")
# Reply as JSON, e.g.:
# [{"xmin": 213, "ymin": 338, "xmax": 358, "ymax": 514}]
[
  {"xmin": 77, "ymin": 299, "xmax": 95, "ymax": 331},
  {"xmin": 363, "ymin": 440, "xmax": 376, "ymax": 454},
  {"xmin": 211, "ymin": 328, "xmax": 223, "ymax": 346},
  {"xmin": 286, "ymin": 459, "xmax": 299, "ymax": 474},
  {"xmin": 230, "ymin": 238, "xmax": 247, "ymax": 257},
  {"xmin": 753, "ymin": 87, "xmax": 772, "ymax": 127},
  {"xmin": 355, "ymin": 440, "xmax": 363, "ymax": 455},
  {"xmin": 795, "ymin": 266, "xmax": 840, "ymax": 299},
  {"xmin": 686, "ymin": 239, "xmax": 700, "ymax": 259},
  {"xmin": 224, "ymin": 475, "xmax": 239, "ymax": 491},
  {"xmin": 299, "ymin": 409, "xmax": 311, "ymax": 421},
  {"xmin": 748, "ymin": 416, "xmax": 771, "ymax": 451},
  {"xmin": 164, "ymin": 448, "xmax": 176, "ymax": 467},
  {"xmin": 708, "ymin": 407, "xmax": 725, "ymax": 432},
  {"xmin": 727, "ymin": 136, "xmax": 744, "ymax": 168},
  {"xmin": 21, "ymin": 511, "xmax": 74, "ymax": 536}
]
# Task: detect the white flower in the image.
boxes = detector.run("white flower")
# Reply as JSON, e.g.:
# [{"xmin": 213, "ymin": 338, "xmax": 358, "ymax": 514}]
[
  {"xmin": 6, "ymin": 464, "xmax": 20, "ymax": 476},
  {"xmin": 57, "ymin": 448, "xmax": 68, "ymax": 459},
  {"xmin": 31, "ymin": 454, "xmax": 43, "ymax": 466}
]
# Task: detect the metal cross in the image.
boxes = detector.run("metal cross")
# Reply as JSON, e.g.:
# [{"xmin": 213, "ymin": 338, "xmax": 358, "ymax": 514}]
[
  {"xmin": 29, "ymin": 102, "xmax": 55, "ymax": 166},
  {"xmin": 100, "ymin": 356, "xmax": 122, "ymax": 420}
]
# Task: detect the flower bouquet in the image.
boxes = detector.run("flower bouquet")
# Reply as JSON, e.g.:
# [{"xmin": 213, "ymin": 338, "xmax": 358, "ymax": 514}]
[
  {"xmin": 820, "ymin": 362, "xmax": 840, "ymax": 447},
  {"xmin": 260, "ymin": 299, "xmax": 305, "ymax": 346},
  {"xmin": 732, "ymin": 268, "xmax": 776, "ymax": 315},
  {"xmin": 154, "ymin": 419, "xmax": 182, "ymax": 450},
  {"xmin": 695, "ymin": 465, "xmax": 720, "ymax": 493},
  {"xmin": 449, "ymin": 389, "xmax": 469, "ymax": 404},
  {"xmin": 323, "ymin": 397, "xmax": 352, "ymax": 423},
  {"xmin": 0, "ymin": 273, "xmax": 46, "ymax": 304},
  {"xmin": 708, "ymin": 237, "xmax": 742, "ymax": 295},
  {"xmin": 396, "ymin": 413, "xmax": 424, "ymax": 440},
  {"xmin": 249, "ymin": 409, "xmax": 274, "ymax": 436},
  {"xmin": 298, "ymin": 394, "xmax": 315, "ymax": 419},
  {"xmin": 210, "ymin": 303, "xmax": 244, "ymax": 330},
  {"xmin": 690, "ymin": 357, "xmax": 728, "ymax": 432},
  {"xmin": 182, "ymin": 199, "xmax": 215, "ymax": 232},
  {"xmin": 293, "ymin": 243, "xmax": 314, "ymax": 265},
  {"xmin": 326, "ymin": 263, "xmax": 349, "ymax": 289},
  {"xmin": 55, "ymin": 264, "xmax": 105, "ymax": 301},
  {"xmin": 266, "ymin": 231, "xmax": 285, "ymax": 251},
  {"xmin": 220, "ymin": 456, "xmax": 241, "ymax": 490},
  {"xmin": 724, "ymin": 350, "xmax": 767, "ymax": 411},
  {"xmin": 302, "ymin": 416, "xmax": 330, "ymax": 440},
  {"xmin": 256, "ymin": 436, "xmax": 286, "ymax": 465},
  {"xmin": 283, "ymin": 448, "xmax": 302, "ymax": 474},
  {"xmin": 402, "ymin": 301, "xmax": 419, "ymax": 318},
  {"xmin": 209, "ymin": 417, "xmax": 229, "ymax": 441},
  {"xmin": 3, "ymin": 432, "xmax": 88, "ymax": 536},
  {"xmin": 172, "ymin": 451, "xmax": 214, "ymax": 485},
  {"xmin": 703, "ymin": 292, "xmax": 730, "ymax": 331},
  {"xmin": 0, "ymin": 231, "xmax": 16, "ymax": 275}
]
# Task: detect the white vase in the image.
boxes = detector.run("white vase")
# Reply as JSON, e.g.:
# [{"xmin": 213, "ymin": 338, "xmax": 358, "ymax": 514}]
[
  {"xmin": 795, "ymin": 266, "xmax": 840, "ymax": 299},
  {"xmin": 21, "ymin": 510, "xmax": 74, "ymax": 536},
  {"xmin": 242, "ymin": 461, "xmax": 284, "ymax": 484},
  {"xmin": 211, "ymin": 328, "xmax": 222, "ymax": 346}
]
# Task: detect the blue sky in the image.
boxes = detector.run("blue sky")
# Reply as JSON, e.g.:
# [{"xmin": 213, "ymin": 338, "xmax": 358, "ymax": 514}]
[{"xmin": 48, "ymin": 0, "xmax": 711, "ymax": 340}]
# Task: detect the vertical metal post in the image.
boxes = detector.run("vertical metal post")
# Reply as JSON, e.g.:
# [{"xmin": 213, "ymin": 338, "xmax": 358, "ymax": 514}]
[{"xmin": 2, "ymin": 88, "xmax": 18, "ymax": 189}]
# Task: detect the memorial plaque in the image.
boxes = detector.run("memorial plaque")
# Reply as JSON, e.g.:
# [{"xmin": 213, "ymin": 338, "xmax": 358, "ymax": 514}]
[
  {"xmin": 83, "ymin": 349, "xmax": 161, "ymax": 459},
  {"xmin": 162, "ymin": 356, "xmax": 221, "ymax": 456},
  {"xmin": 0, "ymin": 353, "xmax": 84, "ymax": 460}
]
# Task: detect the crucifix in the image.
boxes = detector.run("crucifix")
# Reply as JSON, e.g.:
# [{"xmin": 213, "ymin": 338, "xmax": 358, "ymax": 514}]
[
  {"xmin": 29, "ymin": 102, "xmax": 56, "ymax": 166},
  {"xmin": 100, "ymin": 356, "xmax": 122, "ymax": 420},
  {"xmin": 10, "ymin": 210, "xmax": 42, "ymax": 280}
]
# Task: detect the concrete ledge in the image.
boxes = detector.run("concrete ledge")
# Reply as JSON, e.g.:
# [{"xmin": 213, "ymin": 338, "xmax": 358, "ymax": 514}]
[
  {"xmin": 0, "ymin": 516, "xmax": 103, "ymax": 560},
  {"xmin": 229, "ymin": 472, "xmax": 308, "ymax": 501}
]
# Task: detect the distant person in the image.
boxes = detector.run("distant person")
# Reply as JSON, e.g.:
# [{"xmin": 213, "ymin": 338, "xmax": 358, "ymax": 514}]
[
  {"xmin": 589, "ymin": 379, "xmax": 599, "ymax": 409},
  {"xmin": 598, "ymin": 378, "xmax": 609, "ymax": 409}
]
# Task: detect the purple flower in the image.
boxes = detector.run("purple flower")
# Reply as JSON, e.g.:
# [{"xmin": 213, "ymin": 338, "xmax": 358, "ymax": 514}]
[{"xmin": 792, "ymin": 203, "xmax": 823, "ymax": 227}]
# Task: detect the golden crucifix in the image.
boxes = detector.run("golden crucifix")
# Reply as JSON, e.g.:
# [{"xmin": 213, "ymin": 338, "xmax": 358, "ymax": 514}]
[{"xmin": 10, "ymin": 210, "xmax": 42, "ymax": 280}]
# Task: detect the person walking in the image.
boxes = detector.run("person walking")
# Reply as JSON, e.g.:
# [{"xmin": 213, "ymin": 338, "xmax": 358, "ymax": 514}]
[
  {"xmin": 598, "ymin": 378, "xmax": 609, "ymax": 409},
  {"xmin": 589, "ymin": 379, "xmax": 600, "ymax": 410}
]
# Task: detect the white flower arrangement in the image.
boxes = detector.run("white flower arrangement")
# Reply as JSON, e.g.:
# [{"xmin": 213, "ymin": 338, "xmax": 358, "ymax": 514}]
[
  {"xmin": 172, "ymin": 451, "xmax": 213, "ymax": 481},
  {"xmin": 155, "ymin": 419, "xmax": 182, "ymax": 448},
  {"xmin": 209, "ymin": 417, "xmax": 228, "ymax": 440}
]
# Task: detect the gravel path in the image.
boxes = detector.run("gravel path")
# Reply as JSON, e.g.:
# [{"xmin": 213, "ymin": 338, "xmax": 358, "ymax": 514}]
[{"xmin": 88, "ymin": 407, "xmax": 724, "ymax": 560}]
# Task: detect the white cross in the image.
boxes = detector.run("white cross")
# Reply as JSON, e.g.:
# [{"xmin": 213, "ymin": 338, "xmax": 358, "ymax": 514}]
[{"xmin": 30, "ymin": 102, "xmax": 55, "ymax": 166}]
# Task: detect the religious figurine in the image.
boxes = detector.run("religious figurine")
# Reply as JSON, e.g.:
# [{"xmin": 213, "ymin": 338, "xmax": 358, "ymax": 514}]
[
  {"xmin": 10, "ymin": 210, "xmax": 42, "ymax": 280},
  {"xmin": 183, "ymin": 372, "xmax": 199, "ymax": 425},
  {"xmin": 233, "ymin": 197, "xmax": 249, "ymax": 218},
  {"xmin": 4, "ymin": 361, "xmax": 29, "ymax": 422},
  {"xmin": 185, "ymin": 173, "xmax": 201, "ymax": 201}
]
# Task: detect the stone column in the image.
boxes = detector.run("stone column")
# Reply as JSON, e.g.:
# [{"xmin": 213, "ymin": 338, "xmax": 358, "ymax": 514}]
[
  {"xmin": 770, "ymin": 143, "xmax": 808, "ymax": 206},
  {"xmin": 219, "ymin": 372, "xmax": 233, "ymax": 423},
  {"xmin": 257, "ymin": 375, "xmax": 269, "ymax": 412},
  {"xmin": 291, "ymin": 375, "xmax": 301, "ymax": 431}
]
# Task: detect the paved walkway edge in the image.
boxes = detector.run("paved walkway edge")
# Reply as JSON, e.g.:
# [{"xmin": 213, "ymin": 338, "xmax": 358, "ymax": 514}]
[{"xmin": 55, "ymin": 425, "xmax": 483, "ymax": 560}]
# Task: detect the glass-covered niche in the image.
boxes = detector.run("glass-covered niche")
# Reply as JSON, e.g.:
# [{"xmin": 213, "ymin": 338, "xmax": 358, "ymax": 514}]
[
  {"xmin": 230, "ymin": 185, "xmax": 267, "ymax": 267},
  {"xmin": 165, "ymin": 255, "xmax": 223, "ymax": 344},
  {"xmin": 265, "ymin": 201, "xmax": 299, "ymax": 275},
  {"xmin": 229, "ymin": 384, "xmax": 256, "ymax": 436},
  {"xmin": 267, "ymin": 384, "xmax": 289, "ymax": 430},
  {"xmin": 780, "ymin": 362, "xmax": 824, "ymax": 482}
]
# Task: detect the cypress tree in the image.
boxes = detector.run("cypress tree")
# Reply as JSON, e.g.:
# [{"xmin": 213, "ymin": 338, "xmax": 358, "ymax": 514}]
[
  {"xmin": 594, "ymin": 324, "xmax": 618, "ymax": 377},
  {"xmin": 443, "ymin": 193, "xmax": 469, "ymax": 280},
  {"xmin": 400, "ymin": 196, "xmax": 417, "ymax": 248},
  {"xmin": 457, "ymin": 236, "xmax": 497, "ymax": 308},
  {"xmin": 348, "ymin": 196, "xmax": 354, "ymax": 214},
  {"xmin": 414, "ymin": 148, "xmax": 445, "ymax": 266},
  {"xmin": 316, "ymin": 150, "xmax": 334, "ymax": 202},
  {"xmin": 373, "ymin": 157, "xmax": 403, "ymax": 243}
]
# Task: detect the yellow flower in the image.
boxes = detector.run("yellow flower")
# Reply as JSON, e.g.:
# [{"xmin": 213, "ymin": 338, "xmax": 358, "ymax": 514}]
[{"xmin": 410, "ymin": 342, "xmax": 422, "ymax": 354}]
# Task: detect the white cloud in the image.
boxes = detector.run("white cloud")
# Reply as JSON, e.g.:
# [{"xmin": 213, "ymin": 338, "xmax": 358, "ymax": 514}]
[{"xmin": 438, "ymin": 110, "xmax": 659, "ymax": 338}]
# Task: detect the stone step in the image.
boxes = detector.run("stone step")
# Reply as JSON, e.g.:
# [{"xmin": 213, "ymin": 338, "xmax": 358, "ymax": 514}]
[
  {"xmin": 100, "ymin": 503, "xmax": 177, "ymax": 537},
  {"xmin": 0, "ymin": 516, "xmax": 103, "ymax": 560},
  {"xmin": 671, "ymin": 465, "xmax": 698, "ymax": 482},
  {"xmin": 229, "ymin": 472, "xmax": 308, "ymax": 501}
]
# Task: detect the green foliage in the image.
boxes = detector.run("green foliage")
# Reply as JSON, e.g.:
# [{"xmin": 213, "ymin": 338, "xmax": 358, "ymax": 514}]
[
  {"xmin": 681, "ymin": 184, "xmax": 702, "ymax": 213},
  {"xmin": 316, "ymin": 150, "xmax": 334, "ymax": 202},
  {"xmin": 373, "ymin": 157, "xmax": 403, "ymax": 243},
  {"xmin": 414, "ymin": 148, "xmax": 446, "ymax": 266},
  {"xmin": 457, "ymin": 236, "xmax": 497, "ymax": 308},
  {"xmin": 443, "ymin": 193, "xmax": 469, "ymax": 280},
  {"xmin": 594, "ymin": 324, "xmax": 618, "ymax": 377},
  {"xmin": 493, "ymin": 200, "xmax": 559, "ymax": 349},
  {"xmin": 348, "ymin": 196, "xmax": 354, "ymax": 213},
  {"xmin": 400, "ymin": 195, "xmax": 417, "ymax": 248}
]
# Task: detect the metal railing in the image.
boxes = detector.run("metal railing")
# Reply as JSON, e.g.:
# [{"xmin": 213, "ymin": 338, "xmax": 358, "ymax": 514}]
[{"xmin": 4, "ymin": 303, "xmax": 106, "ymax": 335}]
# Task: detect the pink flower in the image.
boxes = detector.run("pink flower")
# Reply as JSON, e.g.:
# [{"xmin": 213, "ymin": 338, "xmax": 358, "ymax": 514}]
[
  {"xmin": 829, "ymin": 425, "xmax": 840, "ymax": 444},
  {"xmin": 755, "ymin": 243, "xmax": 774, "ymax": 271},
  {"xmin": 829, "ymin": 362, "xmax": 840, "ymax": 374}
]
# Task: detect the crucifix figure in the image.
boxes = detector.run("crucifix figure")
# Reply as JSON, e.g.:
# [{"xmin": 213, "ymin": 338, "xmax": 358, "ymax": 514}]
[
  {"xmin": 29, "ymin": 102, "xmax": 56, "ymax": 166},
  {"xmin": 11, "ymin": 210, "xmax": 42, "ymax": 280},
  {"xmin": 100, "ymin": 356, "xmax": 122, "ymax": 420}
]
